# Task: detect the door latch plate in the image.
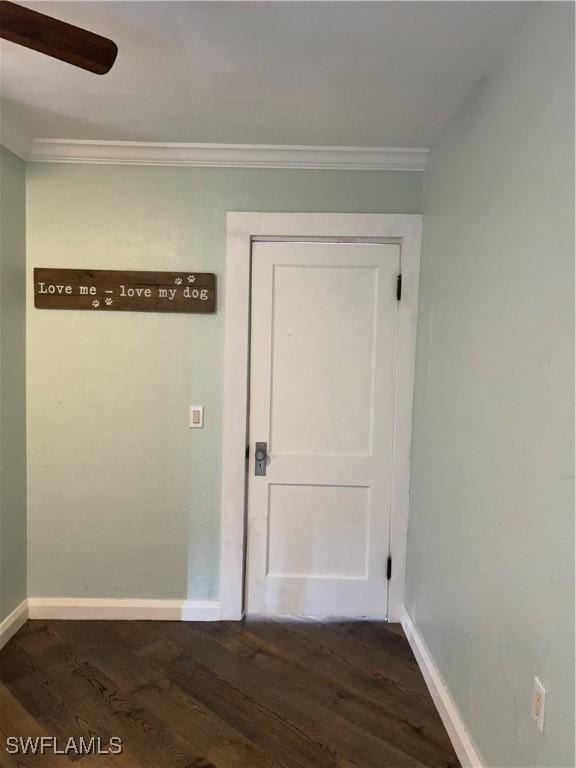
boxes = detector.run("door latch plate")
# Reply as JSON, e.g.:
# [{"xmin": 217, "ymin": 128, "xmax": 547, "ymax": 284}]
[{"xmin": 255, "ymin": 442, "xmax": 268, "ymax": 476}]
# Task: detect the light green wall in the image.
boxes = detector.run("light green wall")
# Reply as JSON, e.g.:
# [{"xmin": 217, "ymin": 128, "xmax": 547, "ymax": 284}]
[
  {"xmin": 0, "ymin": 145, "xmax": 27, "ymax": 621},
  {"xmin": 26, "ymin": 165, "xmax": 422, "ymax": 600},
  {"xmin": 406, "ymin": 4, "xmax": 574, "ymax": 767}
]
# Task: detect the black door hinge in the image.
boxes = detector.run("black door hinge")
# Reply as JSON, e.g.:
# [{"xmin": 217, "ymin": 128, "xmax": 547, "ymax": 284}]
[
  {"xmin": 386, "ymin": 555, "xmax": 392, "ymax": 580},
  {"xmin": 396, "ymin": 274, "xmax": 402, "ymax": 301}
]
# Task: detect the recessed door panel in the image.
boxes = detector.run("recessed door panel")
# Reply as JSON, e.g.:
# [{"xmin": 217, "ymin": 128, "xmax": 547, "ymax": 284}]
[
  {"xmin": 271, "ymin": 265, "xmax": 377, "ymax": 456},
  {"xmin": 267, "ymin": 484, "xmax": 370, "ymax": 578}
]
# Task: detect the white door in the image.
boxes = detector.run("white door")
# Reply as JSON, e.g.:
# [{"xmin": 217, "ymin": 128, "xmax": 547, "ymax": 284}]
[{"xmin": 246, "ymin": 241, "xmax": 400, "ymax": 618}]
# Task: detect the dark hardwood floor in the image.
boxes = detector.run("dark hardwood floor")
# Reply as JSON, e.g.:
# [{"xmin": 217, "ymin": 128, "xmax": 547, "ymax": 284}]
[{"xmin": 0, "ymin": 619, "xmax": 459, "ymax": 767}]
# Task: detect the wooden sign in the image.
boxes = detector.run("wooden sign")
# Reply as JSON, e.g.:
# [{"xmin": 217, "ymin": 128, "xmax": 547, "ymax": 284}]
[{"xmin": 34, "ymin": 268, "xmax": 216, "ymax": 314}]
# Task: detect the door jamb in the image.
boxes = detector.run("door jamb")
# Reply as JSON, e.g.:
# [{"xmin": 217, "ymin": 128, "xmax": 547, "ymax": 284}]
[{"xmin": 219, "ymin": 213, "xmax": 422, "ymax": 621}]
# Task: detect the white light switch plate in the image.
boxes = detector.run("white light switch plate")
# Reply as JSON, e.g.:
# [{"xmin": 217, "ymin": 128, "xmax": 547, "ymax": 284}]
[{"xmin": 189, "ymin": 405, "xmax": 204, "ymax": 428}]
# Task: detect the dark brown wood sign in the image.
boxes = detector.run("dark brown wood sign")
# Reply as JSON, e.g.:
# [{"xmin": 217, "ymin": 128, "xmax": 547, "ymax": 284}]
[{"xmin": 34, "ymin": 268, "xmax": 216, "ymax": 314}]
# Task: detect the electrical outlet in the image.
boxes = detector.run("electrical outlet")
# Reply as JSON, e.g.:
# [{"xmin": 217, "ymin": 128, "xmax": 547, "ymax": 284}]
[{"xmin": 531, "ymin": 677, "xmax": 546, "ymax": 733}]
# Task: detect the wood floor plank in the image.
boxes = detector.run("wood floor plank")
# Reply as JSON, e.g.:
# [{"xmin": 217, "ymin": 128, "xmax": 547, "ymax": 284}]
[
  {"xmin": 0, "ymin": 685, "xmax": 76, "ymax": 768},
  {"xmin": 195, "ymin": 621, "xmax": 458, "ymax": 767},
  {"xmin": 252, "ymin": 619, "xmax": 427, "ymax": 695},
  {"xmin": 0, "ymin": 635, "xmax": 113, "ymax": 754},
  {"xmin": 379, "ymin": 622, "xmax": 406, "ymax": 638},
  {"xmin": 122, "ymin": 621, "xmax": 358, "ymax": 768},
  {"xmin": 247, "ymin": 619, "xmax": 432, "ymax": 715},
  {"xmin": 132, "ymin": 677, "xmax": 285, "ymax": 768},
  {"xmin": 339, "ymin": 621, "xmax": 417, "ymax": 654},
  {"xmin": 55, "ymin": 622, "xmax": 285, "ymax": 768},
  {"xmin": 0, "ymin": 619, "xmax": 459, "ymax": 768},
  {"xmin": 159, "ymin": 622, "xmax": 430, "ymax": 768},
  {"xmin": 0, "ymin": 670, "xmax": 140, "ymax": 768},
  {"xmin": 53, "ymin": 620, "xmax": 164, "ymax": 694},
  {"xmin": 6, "ymin": 624, "xmax": 215, "ymax": 767},
  {"xmin": 297, "ymin": 621, "xmax": 425, "ymax": 687}
]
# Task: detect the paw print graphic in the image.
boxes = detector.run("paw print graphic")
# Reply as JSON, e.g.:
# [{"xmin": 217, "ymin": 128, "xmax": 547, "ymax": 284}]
[
  {"xmin": 174, "ymin": 277, "xmax": 183, "ymax": 285},
  {"xmin": 92, "ymin": 299, "xmax": 100, "ymax": 308},
  {"xmin": 187, "ymin": 274, "xmax": 196, "ymax": 283},
  {"xmin": 105, "ymin": 298, "xmax": 113, "ymax": 306}
]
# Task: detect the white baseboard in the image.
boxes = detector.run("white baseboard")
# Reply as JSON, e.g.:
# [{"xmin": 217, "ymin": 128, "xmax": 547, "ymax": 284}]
[
  {"xmin": 28, "ymin": 598, "xmax": 221, "ymax": 622},
  {"xmin": 401, "ymin": 609, "xmax": 484, "ymax": 768},
  {"xmin": 180, "ymin": 600, "xmax": 222, "ymax": 621},
  {"xmin": 0, "ymin": 600, "xmax": 29, "ymax": 651}
]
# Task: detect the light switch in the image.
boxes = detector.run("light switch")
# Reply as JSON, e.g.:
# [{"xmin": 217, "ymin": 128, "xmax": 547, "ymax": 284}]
[{"xmin": 189, "ymin": 405, "xmax": 204, "ymax": 428}]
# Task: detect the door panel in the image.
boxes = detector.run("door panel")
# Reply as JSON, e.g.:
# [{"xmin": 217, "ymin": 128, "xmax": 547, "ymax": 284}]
[
  {"xmin": 246, "ymin": 241, "xmax": 400, "ymax": 618},
  {"xmin": 267, "ymin": 484, "xmax": 370, "ymax": 578},
  {"xmin": 270, "ymin": 264, "xmax": 376, "ymax": 456}
]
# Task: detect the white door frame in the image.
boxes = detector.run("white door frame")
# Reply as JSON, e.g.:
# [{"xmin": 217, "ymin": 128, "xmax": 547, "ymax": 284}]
[{"xmin": 219, "ymin": 213, "xmax": 421, "ymax": 621}]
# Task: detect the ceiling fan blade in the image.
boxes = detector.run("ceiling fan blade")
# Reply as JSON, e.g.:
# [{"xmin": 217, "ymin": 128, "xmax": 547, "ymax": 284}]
[{"xmin": 0, "ymin": 1, "xmax": 117, "ymax": 74}]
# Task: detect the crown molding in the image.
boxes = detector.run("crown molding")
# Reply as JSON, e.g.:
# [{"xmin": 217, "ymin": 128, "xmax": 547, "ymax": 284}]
[{"xmin": 25, "ymin": 139, "xmax": 429, "ymax": 170}]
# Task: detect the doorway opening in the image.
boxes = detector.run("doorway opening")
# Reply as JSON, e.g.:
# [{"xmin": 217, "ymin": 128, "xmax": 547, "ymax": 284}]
[{"xmin": 219, "ymin": 214, "xmax": 421, "ymax": 622}]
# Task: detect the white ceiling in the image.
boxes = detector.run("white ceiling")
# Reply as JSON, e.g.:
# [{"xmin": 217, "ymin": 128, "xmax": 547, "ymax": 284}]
[{"xmin": 1, "ymin": 1, "xmax": 535, "ymax": 153}]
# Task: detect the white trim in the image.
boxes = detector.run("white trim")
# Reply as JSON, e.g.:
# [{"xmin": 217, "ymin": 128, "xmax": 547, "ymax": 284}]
[
  {"xmin": 25, "ymin": 140, "xmax": 428, "ymax": 170},
  {"xmin": 220, "ymin": 212, "xmax": 421, "ymax": 621},
  {"xmin": 27, "ymin": 598, "xmax": 221, "ymax": 622},
  {"xmin": 180, "ymin": 600, "xmax": 221, "ymax": 622},
  {"xmin": 401, "ymin": 609, "xmax": 485, "ymax": 768},
  {"xmin": 0, "ymin": 600, "xmax": 29, "ymax": 650},
  {"xmin": 387, "ymin": 218, "xmax": 421, "ymax": 621}
]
